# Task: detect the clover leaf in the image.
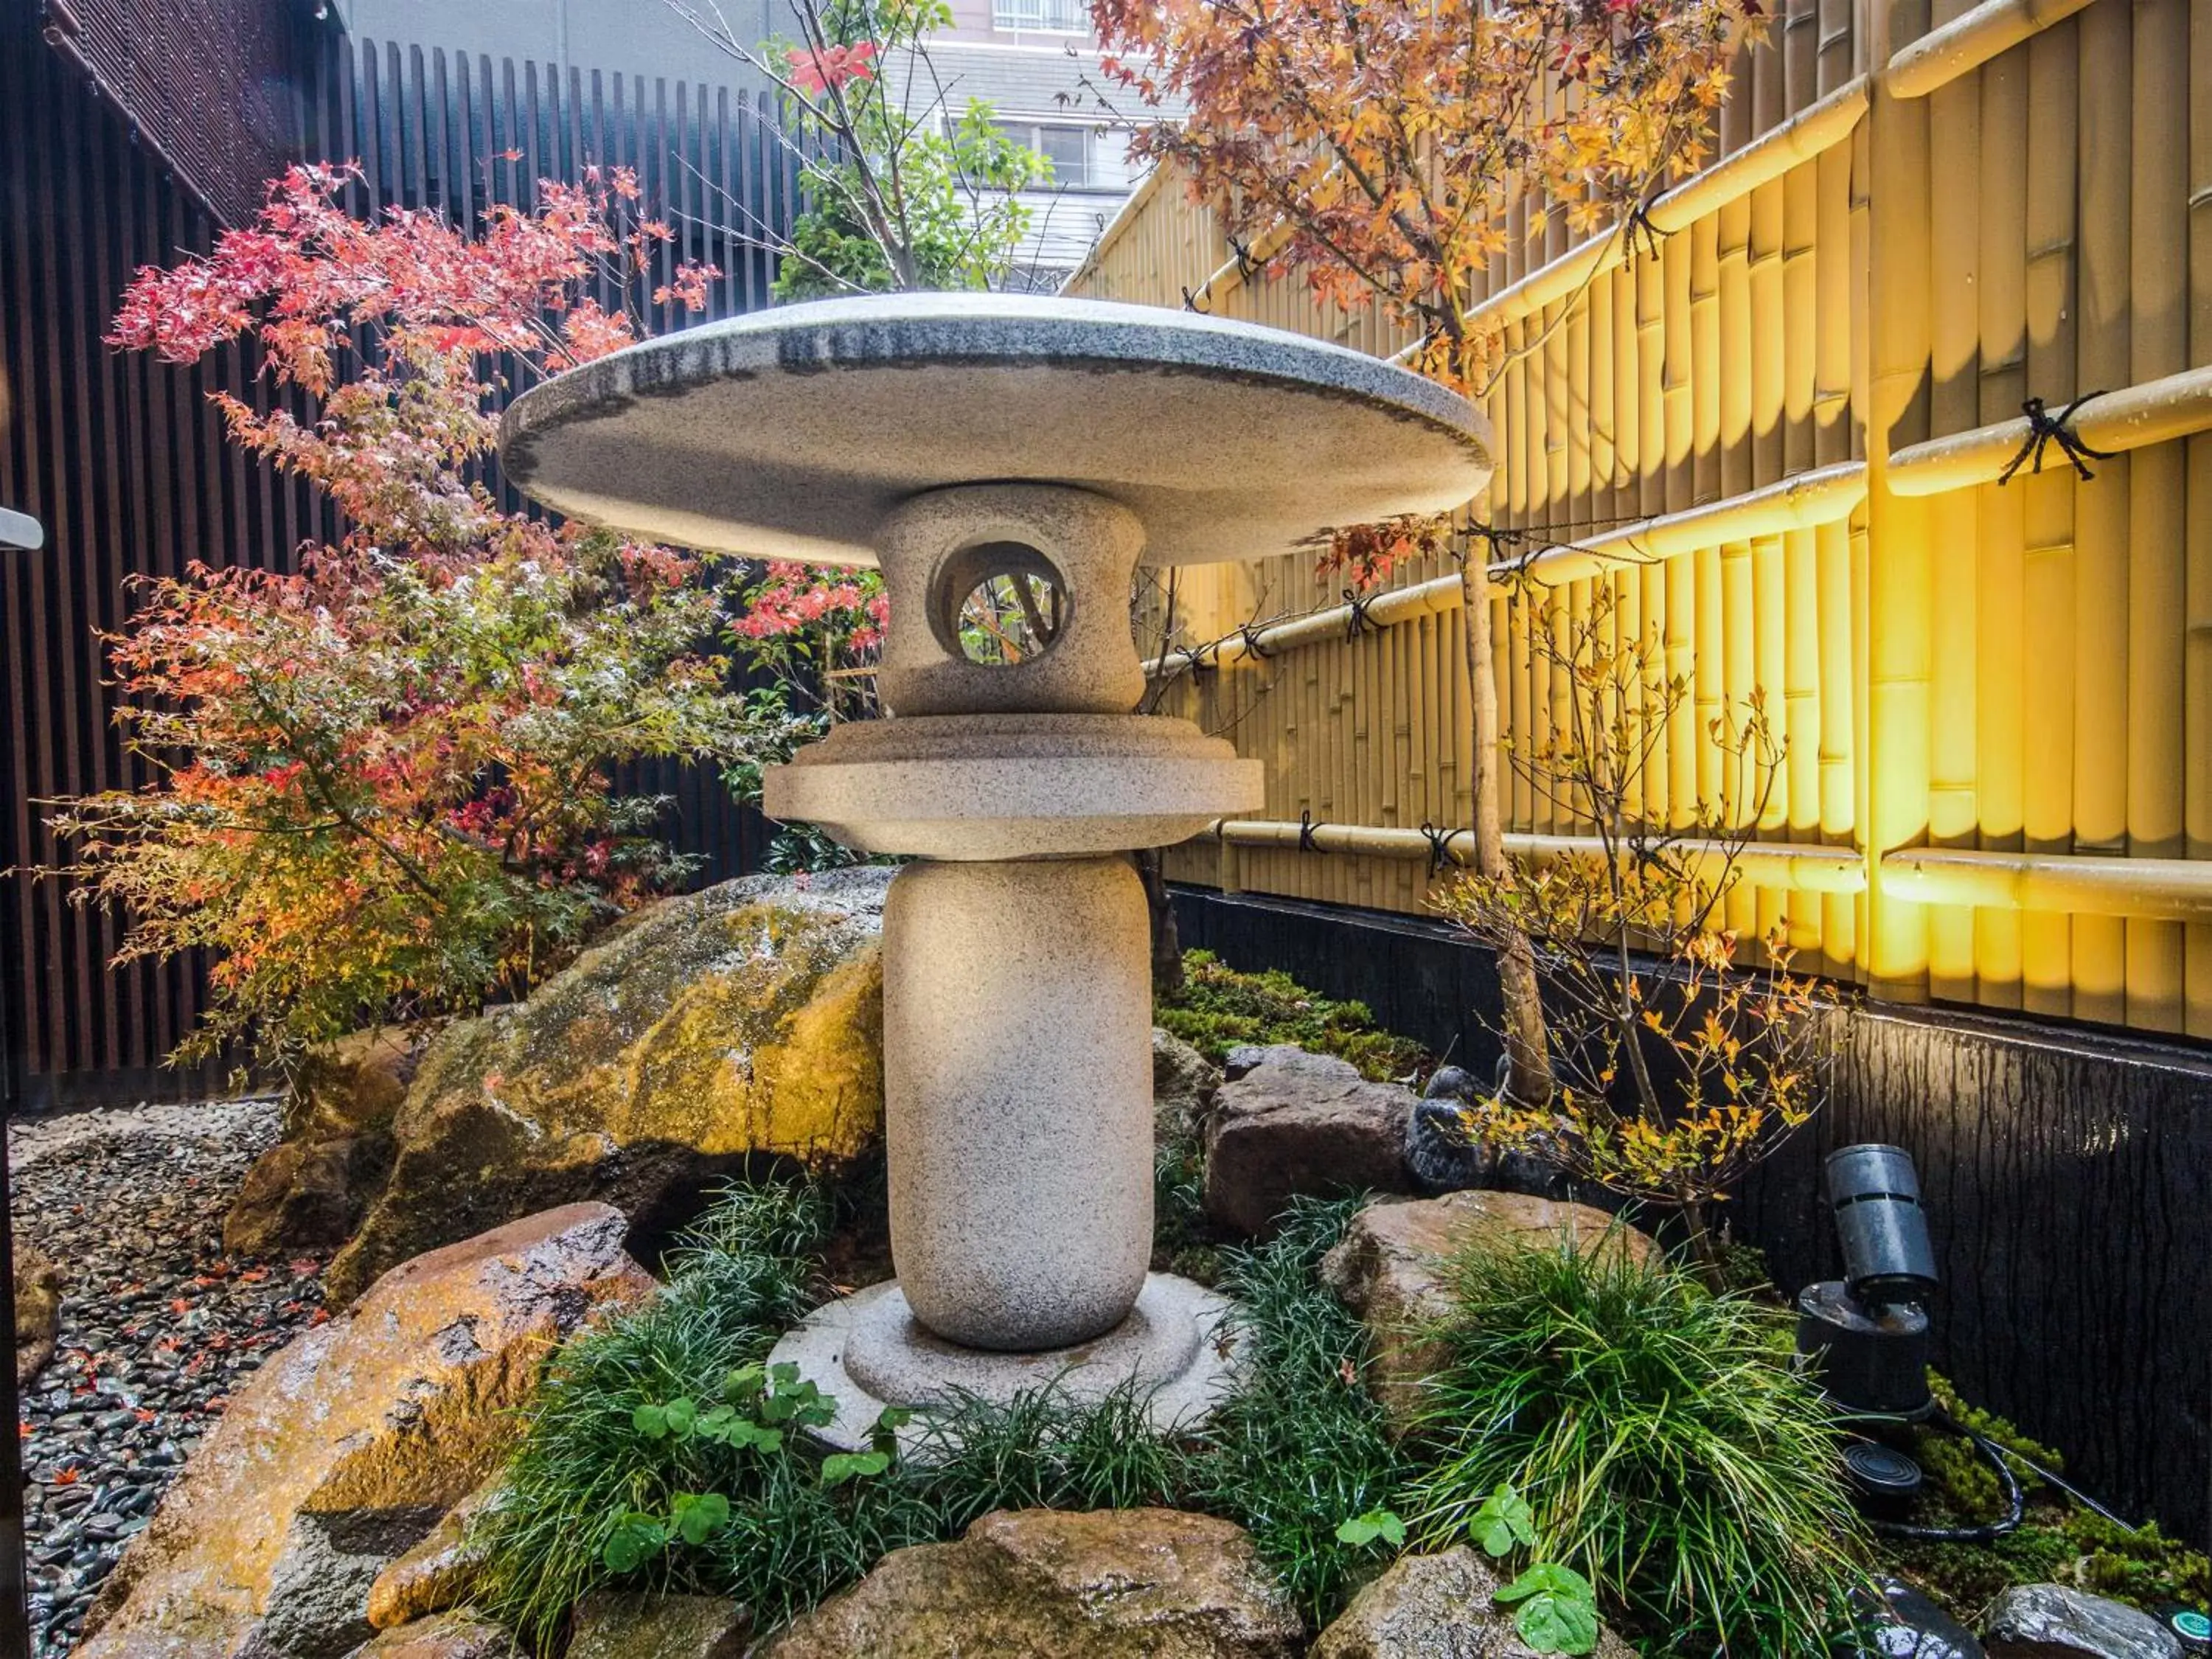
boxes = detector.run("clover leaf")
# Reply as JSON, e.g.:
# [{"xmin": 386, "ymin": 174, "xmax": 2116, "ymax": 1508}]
[{"xmin": 1496, "ymin": 1561, "xmax": 1600, "ymax": 1656}]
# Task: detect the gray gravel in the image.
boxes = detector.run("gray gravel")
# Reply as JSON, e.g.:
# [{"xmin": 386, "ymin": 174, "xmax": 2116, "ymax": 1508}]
[{"xmin": 10, "ymin": 1098, "xmax": 328, "ymax": 1655}]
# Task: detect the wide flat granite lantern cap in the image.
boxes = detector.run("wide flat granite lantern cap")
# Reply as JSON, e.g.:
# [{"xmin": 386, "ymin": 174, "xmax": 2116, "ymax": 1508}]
[
  {"xmin": 497, "ymin": 291, "xmax": 1493, "ymax": 568},
  {"xmin": 499, "ymin": 293, "xmax": 1495, "ymax": 1451}
]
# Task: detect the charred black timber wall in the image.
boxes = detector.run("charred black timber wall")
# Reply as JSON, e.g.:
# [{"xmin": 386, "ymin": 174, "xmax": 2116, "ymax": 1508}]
[
  {"xmin": 1169, "ymin": 884, "xmax": 2212, "ymax": 1548},
  {"xmin": 0, "ymin": 7, "xmax": 791, "ymax": 1107}
]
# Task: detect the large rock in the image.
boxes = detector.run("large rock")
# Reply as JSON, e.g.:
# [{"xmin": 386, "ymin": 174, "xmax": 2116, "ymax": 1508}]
[
  {"xmin": 224, "ymin": 1027, "xmax": 427, "ymax": 1259},
  {"xmin": 1980, "ymin": 1585, "xmax": 2182, "ymax": 1659},
  {"xmin": 226, "ymin": 1134, "xmax": 396, "ymax": 1259},
  {"xmin": 568, "ymin": 1593, "xmax": 751, "ymax": 1658},
  {"xmin": 347, "ymin": 1612, "xmax": 514, "ymax": 1658},
  {"xmin": 1203, "ymin": 1046, "xmax": 1416, "ymax": 1236},
  {"xmin": 1311, "ymin": 1548, "xmax": 1639, "ymax": 1659},
  {"xmin": 759, "ymin": 1508, "xmax": 1304, "ymax": 1658},
  {"xmin": 287, "ymin": 1026, "xmax": 425, "ymax": 1143},
  {"xmin": 14, "ymin": 1243, "xmax": 61, "ymax": 1385},
  {"xmin": 324, "ymin": 868, "xmax": 888, "ymax": 1304},
  {"xmin": 1154, "ymin": 1026, "xmax": 1222, "ymax": 1147},
  {"xmin": 78, "ymin": 1203, "xmax": 655, "ymax": 1659},
  {"xmin": 1321, "ymin": 1191, "xmax": 1655, "ymax": 1426},
  {"xmin": 364, "ymin": 1479, "xmax": 500, "ymax": 1631}
]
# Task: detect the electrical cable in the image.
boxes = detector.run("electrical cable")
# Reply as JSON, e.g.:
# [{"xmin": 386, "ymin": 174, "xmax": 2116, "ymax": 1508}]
[{"xmin": 1865, "ymin": 1416, "xmax": 2025, "ymax": 1544}]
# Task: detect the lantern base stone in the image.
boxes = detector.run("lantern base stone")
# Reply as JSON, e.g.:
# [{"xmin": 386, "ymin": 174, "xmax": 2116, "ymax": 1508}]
[{"xmin": 766, "ymin": 1274, "xmax": 1242, "ymax": 1455}]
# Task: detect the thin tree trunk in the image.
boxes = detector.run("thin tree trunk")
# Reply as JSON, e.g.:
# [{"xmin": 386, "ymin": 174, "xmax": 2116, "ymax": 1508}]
[
  {"xmin": 1135, "ymin": 846, "xmax": 1185, "ymax": 1000},
  {"xmin": 1461, "ymin": 557, "xmax": 1554, "ymax": 1109}
]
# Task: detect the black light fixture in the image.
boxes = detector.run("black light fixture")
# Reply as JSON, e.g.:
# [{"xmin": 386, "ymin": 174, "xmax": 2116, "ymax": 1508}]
[{"xmin": 1796, "ymin": 1144, "xmax": 1938, "ymax": 1420}]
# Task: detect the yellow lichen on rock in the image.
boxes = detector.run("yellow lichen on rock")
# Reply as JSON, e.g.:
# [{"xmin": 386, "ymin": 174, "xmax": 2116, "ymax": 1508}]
[{"xmin": 322, "ymin": 869, "xmax": 891, "ymax": 1305}]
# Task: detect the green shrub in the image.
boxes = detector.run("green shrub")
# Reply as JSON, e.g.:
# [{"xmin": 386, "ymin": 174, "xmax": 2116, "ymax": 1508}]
[
  {"xmin": 1155, "ymin": 950, "xmax": 1428, "ymax": 1082},
  {"xmin": 1403, "ymin": 1237, "xmax": 1869, "ymax": 1656},
  {"xmin": 1182, "ymin": 1197, "xmax": 1408, "ymax": 1623},
  {"xmin": 470, "ymin": 1179, "xmax": 880, "ymax": 1649}
]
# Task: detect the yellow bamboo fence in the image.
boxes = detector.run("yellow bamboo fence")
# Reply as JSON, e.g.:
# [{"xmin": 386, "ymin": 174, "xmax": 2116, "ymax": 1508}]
[{"xmin": 1064, "ymin": 0, "xmax": 2212, "ymax": 1040}]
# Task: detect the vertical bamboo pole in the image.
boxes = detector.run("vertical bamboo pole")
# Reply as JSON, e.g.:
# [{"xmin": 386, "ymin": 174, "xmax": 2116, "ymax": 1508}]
[
  {"xmin": 2124, "ymin": 0, "xmax": 2188, "ymax": 1030},
  {"xmin": 1620, "ymin": 567, "xmax": 1649, "ymax": 828},
  {"xmin": 1698, "ymin": 546, "xmax": 1728, "ymax": 815},
  {"xmin": 1614, "ymin": 263, "xmax": 1641, "ymax": 532},
  {"xmin": 1786, "ymin": 526, "xmax": 1825, "ymax": 953},
  {"xmin": 1975, "ymin": 37, "xmax": 2030, "ymax": 1008},
  {"xmin": 1666, "ymin": 231, "xmax": 1700, "ymax": 822},
  {"xmin": 2020, "ymin": 22, "xmax": 2081, "ymax": 1017},
  {"xmin": 2187, "ymin": 0, "xmax": 2212, "ymax": 1035},
  {"xmin": 1864, "ymin": 0, "xmax": 1935, "ymax": 1003},
  {"xmin": 1722, "ymin": 198, "xmax": 1756, "ymax": 504},
  {"xmin": 1753, "ymin": 180, "xmax": 1790, "ymax": 487},
  {"xmin": 2070, "ymin": 0, "xmax": 2134, "ymax": 1026},
  {"xmin": 1592, "ymin": 266, "xmax": 1617, "ymax": 529},
  {"xmin": 1925, "ymin": 60, "xmax": 1983, "ymax": 1004},
  {"xmin": 1694, "ymin": 219, "xmax": 1725, "ymax": 509},
  {"xmin": 1753, "ymin": 532, "xmax": 1790, "ymax": 945},
  {"xmin": 1817, "ymin": 146, "xmax": 1857, "ymax": 467},
  {"xmin": 1786, "ymin": 162, "xmax": 1820, "ymax": 475}
]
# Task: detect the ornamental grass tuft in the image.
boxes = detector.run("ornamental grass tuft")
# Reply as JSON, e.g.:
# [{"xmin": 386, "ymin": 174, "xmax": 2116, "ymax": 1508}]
[{"xmin": 1403, "ymin": 1234, "xmax": 1870, "ymax": 1657}]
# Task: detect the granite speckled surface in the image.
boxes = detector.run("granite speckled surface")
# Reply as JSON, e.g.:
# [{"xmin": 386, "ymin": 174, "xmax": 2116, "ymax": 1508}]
[{"xmin": 496, "ymin": 292, "xmax": 1495, "ymax": 568}]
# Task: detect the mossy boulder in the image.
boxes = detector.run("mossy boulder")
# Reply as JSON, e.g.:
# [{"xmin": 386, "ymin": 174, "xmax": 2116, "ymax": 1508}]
[
  {"xmin": 324, "ymin": 869, "xmax": 889, "ymax": 1305},
  {"xmin": 759, "ymin": 1508, "xmax": 1304, "ymax": 1658},
  {"xmin": 77, "ymin": 1204, "xmax": 654, "ymax": 1659}
]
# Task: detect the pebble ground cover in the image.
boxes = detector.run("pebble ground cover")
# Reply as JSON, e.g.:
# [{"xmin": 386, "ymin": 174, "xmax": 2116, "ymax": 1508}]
[{"xmin": 10, "ymin": 1099, "xmax": 329, "ymax": 1655}]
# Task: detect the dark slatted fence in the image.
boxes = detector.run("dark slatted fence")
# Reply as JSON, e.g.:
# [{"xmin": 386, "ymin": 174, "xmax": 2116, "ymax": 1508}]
[{"xmin": 1, "ymin": 4, "xmax": 796, "ymax": 1107}]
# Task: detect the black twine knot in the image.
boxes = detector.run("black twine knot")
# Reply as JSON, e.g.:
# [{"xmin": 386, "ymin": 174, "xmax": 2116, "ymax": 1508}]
[
  {"xmin": 1342, "ymin": 586, "xmax": 1375, "ymax": 641},
  {"xmin": 1997, "ymin": 393, "xmax": 2116, "ymax": 484},
  {"xmin": 1180, "ymin": 285, "xmax": 1208, "ymax": 314},
  {"xmin": 1626, "ymin": 199, "xmax": 1672, "ymax": 262},
  {"xmin": 1187, "ymin": 639, "xmax": 1218, "ymax": 678},
  {"xmin": 1228, "ymin": 234, "xmax": 1259, "ymax": 280},
  {"xmin": 1238, "ymin": 621, "xmax": 1275, "ymax": 661},
  {"xmin": 1298, "ymin": 809, "xmax": 1321, "ymax": 854},
  {"xmin": 1472, "ymin": 523, "xmax": 1526, "ymax": 566},
  {"xmin": 1419, "ymin": 821, "xmax": 1458, "ymax": 874}
]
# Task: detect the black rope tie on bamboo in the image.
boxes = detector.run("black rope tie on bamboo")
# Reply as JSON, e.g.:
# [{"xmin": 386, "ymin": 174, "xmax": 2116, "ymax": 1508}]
[
  {"xmin": 1472, "ymin": 524, "xmax": 1525, "ymax": 568},
  {"xmin": 1298, "ymin": 810, "xmax": 1321, "ymax": 855},
  {"xmin": 1228, "ymin": 234, "xmax": 1259, "ymax": 281},
  {"xmin": 1997, "ymin": 392, "xmax": 2117, "ymax": 484},
  {"xmin": 1625, "ymin": 199, "xmax": 1672, "ymax": 263},
  {"xmin": 1341, "ymin": 587, "xmax": 1375, "ymax": 641},
  {"xmin": 1419, "ymin": 821, "xmax": 1458, "ymax": 874},
  {"xmin": 1238, "ymin": 620, "xmax": 1275, "ymax": 661},
  {"xmin": 1186, "ymin": 639, "xmax": 1218, "ymax": 680}
]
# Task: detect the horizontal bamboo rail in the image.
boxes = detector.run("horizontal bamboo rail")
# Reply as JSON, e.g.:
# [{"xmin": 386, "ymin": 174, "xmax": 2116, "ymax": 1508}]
[
  {"xmin": 1144, "ymin": 462, "xmax": 1870, "ymax": 678},
  {"xmin": 1886, "ymin": 0, "xmax": 2100, "ymax": 99},
  {"xmin": 1882, "ymin": 849, "xmax": 2212, "ymax": 922},
  {"xmin": 1510, "ymin": 461, "xmax": 1868, "ymax": 584},
  {"xmin": 1885, "ymin": 365, "xmax": 2212, "ymax": 495},
  {"xmin": 1204, "ymin": 821, "xmax": 2212, "ymax": 919},
  {"xmin": 1459, "ymin": 80, "xmax": 1869, "ymax": 336},
  {"xmin": 1144, "ymin": 574, "xmax": 1466, "ymax": 678},
  {"xmin": 1200, "ymin": 818, "xmax": 1870, "ymax": 894}
]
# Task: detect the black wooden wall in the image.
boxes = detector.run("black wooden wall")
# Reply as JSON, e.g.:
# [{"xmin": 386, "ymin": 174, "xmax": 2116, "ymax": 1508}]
[{"xmin": 0, "ymin": 1, "xmax": 793, "ymax": 1107}]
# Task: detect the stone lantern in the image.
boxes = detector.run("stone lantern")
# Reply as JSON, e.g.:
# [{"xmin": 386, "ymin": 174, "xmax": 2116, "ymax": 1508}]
[{"xmin": 500, "ymin": 294, "xmax": 1493, "ymax": 1444}]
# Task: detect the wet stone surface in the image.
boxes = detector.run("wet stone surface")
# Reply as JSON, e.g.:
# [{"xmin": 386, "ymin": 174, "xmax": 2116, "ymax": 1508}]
[{"xmin": 9, "ymin": 1099, "xmax": 327, "ymax": 1656}]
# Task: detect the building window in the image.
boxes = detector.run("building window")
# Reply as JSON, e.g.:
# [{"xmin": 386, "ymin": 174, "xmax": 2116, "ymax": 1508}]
[
  {"xmin": 995, "ymin": 122, "xmax": 1127, "ymax": 192},
  {"xmin": 991, "ymin": 0, "xmax": 1091, "ymax": 32}
]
